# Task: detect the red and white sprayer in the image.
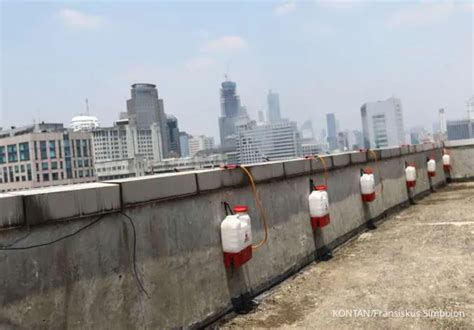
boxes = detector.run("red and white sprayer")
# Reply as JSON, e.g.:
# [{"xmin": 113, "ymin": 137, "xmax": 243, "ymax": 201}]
[
  {"xmin": 442, "ymin": 153, "xmax": 451, "ymax": 171},
  {"xmin": 405, "ymin": 163, "xmax": 417, "ymax": 188},
  {"xmin": 360, "ymin": 168, "xmax": 376, "ymax": 202},
  {"xmin": 308, "ymin": 185, "xmax": 330, "ymax": 228},
  {"xmin": 221, "ymin": 205, "xmax": 253, "ymax": 268},
  {"xmin": 427, "ymin": 158, "xmax": 436, "ymax": 177}
]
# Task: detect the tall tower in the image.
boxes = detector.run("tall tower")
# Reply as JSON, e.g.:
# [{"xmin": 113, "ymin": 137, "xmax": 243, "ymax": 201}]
[
  {"xmin": 218, "ymin": 79, "xmax": 245, "ymax": 153},
  {"xmin": 438, "ymin": 108, "xmax": 447, "ymax": 133},
  {"xmin": 126, "ymin": 83, "xmax": 169, "ymax": 158},
  {"xmin": 326, "ymin": 113, "xmax": 338, "ymax": 150},
  {"xmin": 267, "ymin": 90, "xmax": 281, "ymax": 123}
]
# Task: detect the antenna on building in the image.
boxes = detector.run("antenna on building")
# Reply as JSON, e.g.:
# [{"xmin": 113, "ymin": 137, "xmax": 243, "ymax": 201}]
[
  {"xmin": 224, "ymin": 73, "xmax": 228, "ymax": 81},
  {"xmin": 85, "ymin": 98, "xmax": 90, "ymax": 116}
]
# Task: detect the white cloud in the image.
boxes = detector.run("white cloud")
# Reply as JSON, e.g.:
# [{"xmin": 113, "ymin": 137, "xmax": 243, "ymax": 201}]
[
  {"xmin": 274, "ymin": 2, "xmax": 296, "ymax": 16},
  {"xmin": 387, "ymin": 3, "xmax": 456, "ymax": 28},
  {"xmin": 58, "ymin": 8, "xmax": 104, "ymax": 29},
  {"xmin": 185, "ymin": 56, "xmax": 215, "ymax": 72},
  {"xmin": 201, "ymin": 36, "xmax": 248, "ymax": 52}
]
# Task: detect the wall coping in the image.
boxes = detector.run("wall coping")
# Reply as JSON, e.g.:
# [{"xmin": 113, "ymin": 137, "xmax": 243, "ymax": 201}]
[{"xmin": 0, "ymin": 144, "xmax": 449, "ymax": 228}]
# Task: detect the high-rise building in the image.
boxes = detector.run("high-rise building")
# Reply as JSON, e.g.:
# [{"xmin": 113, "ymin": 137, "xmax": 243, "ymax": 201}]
[
  {"xmin": 0, "ymin": 123, "xmax": 96, "ymax": 192},
  {"xmin": 467, "ymin": 96, "xmax": 474, "ymax": 120},
  {"xmin": 447, "ymin": 119, "xmax": 474, "ymax": 140},
  {"xmin": 126, "ymin": 83, "xmax": 169, "ymax": 158},
  {"xmin": 179, "ymin": 132, "xmax": 190, "ymax": 158},
  {"xmin": 326, "ymin": 113, "xmax": 338, "ymax": 150},
  {"xmin": 257, "ymin": 110, "xmax": 265, "ymax": 123},
  {"xmin": 166, "ymin": 115, "xmax": 181, "ymax": 157},
  {"xmin": 188, "ymin": 135, "xmax": 215, "ymax": 157},
  {"xmin": 235, "ymin": 120, "xmax": 300, "ymax": 164},
  {"xmin": 218, "ymin": 79, "xmax": 248, "ymax": 153},
  {"xmin": 360, "ymin": 97, "xmax": 406, "ymax": 148},
  {"xmin": 439, "ymin": 108, "xmax": 447, "ymax": 134},
  {"xmin": 267, "ymin": 90, "xmax": 282, "ymax": 123}
]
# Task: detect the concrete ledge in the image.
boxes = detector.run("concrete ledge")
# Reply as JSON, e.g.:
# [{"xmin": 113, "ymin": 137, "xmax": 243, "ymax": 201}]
[
  {"xmin": 408, "ymin": 145, "xmax": 416, "ymax": 154},
  {"xmin": 380, "ymin": 147, "xmax": 393, "ymax": 159},
  {"xmin": 415, "ymin": 144, "xmax": 424, "ymax": 153},
  {"xmin": 400, "ymin": 145, "xmax": 409, "ymax": 155},
  {"xmin": 310, "ymin": 155, "xmax": 333, "ymax": 173},
  {"xmin": 422, "ymin": 143, "xmax": 434, "ymax": 151},
  {"xmin": 444, "ymin": 138, "xmax": 474, "ymax": 148},
  {"xmin": 332, "ymin": 153, "xmax": 350, "ymax": 168},
  {"xmin": 108, "ymin": 172, "xmax": 197, "ymax": 206},
  {"xmin": 196, "ymin": 168, "xmax": 245, "ymax": 192},
  {"xmin": 283, "ymin": 158, "xmax": 311, "ymax": 177},
  {"xmin": 0, "ymin": 193, "xmax": 24, "ymax": 229},
  {"xmin": 11, "ymin": 183, "xmax": 120, "ymax": 225},
  {"xmin": 245, "ymin": 161, "xmax": 285, "ymax": 182},
  {"xmin": 391, "ymin": 147, "xmax": 401, "ymax": 158},
  {"xmin": 350, "ymin": 151, "xmax": 367, "ymax": 164}
]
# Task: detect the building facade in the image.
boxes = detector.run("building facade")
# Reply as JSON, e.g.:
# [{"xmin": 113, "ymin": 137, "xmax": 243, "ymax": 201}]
[
  {"xmin": 447, "ymin": 119, "xmax": 474, "ymax": 140},
  {"xmin": 0, "ymin": 124, "xmax": 96, "ymax": 192},
  {"xmin": 179, "ymin": 132, "xmax": 190, "ymax": 158},
  {"xmin": 218, "ymin": 80, "xmax": 249, "ymax": 153},
  {"xmin": 166, "ymin": 115, "xmax": 181, "ymax": 157},
  {"xmin": 326, "ymin": 113, "xmax": 338, "ymax": 151},
  {"xmin": 126, "ymin": 83, "xmax": 169, "ymax": 158},
  {"xmin": 361, "ymin": 97, "xmax": 406, "ymax": 148},
  {"xmin": 235, "ymin": 120, "xmax": 300, "ymax": 164},
  {"xmin": 188, "ymin": 135, "xmax": 215, "ymax": 157},
  {"xmin": 95, "ymin": 157, "xmax": 147, "ymax": 181},
  {"xmin": 267, "ymin": 90, "xmax": 281, "ymax": 123}
]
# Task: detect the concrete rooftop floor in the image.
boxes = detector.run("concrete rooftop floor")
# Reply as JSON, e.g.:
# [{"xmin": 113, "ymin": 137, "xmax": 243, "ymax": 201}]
[{"xmin": 221, "ymin": 183, "xmax": 474, "ymax": 329}]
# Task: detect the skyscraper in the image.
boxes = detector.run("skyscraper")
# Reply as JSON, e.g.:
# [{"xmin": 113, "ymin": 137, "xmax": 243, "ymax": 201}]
[
  {"xmin": 126, "ymin": 83, "xmax": 169, "ymax": 158},
  {"xmin": 326, "ymin": 113, "xmax": 338, "ymax": 150},
  {"xmin": 166, "ymin": 115, "xmax": 181, "ymax": 157},
  {"xmin": 439, "ymin": 108, "xmax": 447, "ymax": 134},
  {"xmin": 360, "ymin": 97, "xmax": 406, "ymax": 148},
  {"xmin": 218, "ymin": 79, "xmax": 247, "ymax": 153},
  {"xmin": 267, "ymin": 90, "xmax": 281, "ymax": 123}
]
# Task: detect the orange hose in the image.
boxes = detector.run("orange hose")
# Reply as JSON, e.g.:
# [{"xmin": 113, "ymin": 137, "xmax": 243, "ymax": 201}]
[{"xmin": 239, "ymin": 166, "xmax": 269, "ymax": 250}]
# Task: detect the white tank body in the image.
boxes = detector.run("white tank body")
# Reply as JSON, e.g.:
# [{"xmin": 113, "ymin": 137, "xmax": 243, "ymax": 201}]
[
  {"xmin": 360, "ymin": 173, "xmax": 375, "ymax": 195},
  {"xmin": 405, "ymin": 165, "xmax": 417, "ymax": 182},
  {"xmin": 427, "ymin": 159, "xmax": 436, "ymax": 172},
  {"xmin": 309, "ymin": 189, "xmax": 329, "ymax": 217},
  {"xmin": 442, "ymin": 154, "xmax": 451, "ymax": 166},
  {"xmin": 221, "ymin": 215, "xmax": 243, "ymax": 253}
]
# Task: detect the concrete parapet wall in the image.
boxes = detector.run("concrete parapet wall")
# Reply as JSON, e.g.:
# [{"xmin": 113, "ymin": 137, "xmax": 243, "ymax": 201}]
[
  {"xmin": 0, "ymin": 143, "xmax": 472, "ymax": 328},
  {"xmin": 445, "ymin": 139, "xmax": 474, "ymax": 181}
]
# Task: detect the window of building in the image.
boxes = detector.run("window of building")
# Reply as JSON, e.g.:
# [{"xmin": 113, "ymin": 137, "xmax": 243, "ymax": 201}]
[
  {"xmin": 83, "ymin": 139, "xmax": 88, "ymax": 157},
  {"xmin": 43, "ymin": 173, "xmax": 49, "ymax": 182},
  {"xmin": 7, "ymin": 144, "xmax": 18, "ymax": 162},
  {"xmin": 3, "ymin": 167, "xmax": 8, "ymax": 183},
  {"xmin": 19, "ymin": 142, "xmax": 30, "ymax": 161},
  {"xmin": 77, "ymin": 159, "xmax": 83, "ymax": 168},
  {"xmin": 49, "ymin": 141, "xmax": 56, "ymax": 159},
  {"xmin": 0, "ymin": 146, "xmax": 5, "ymax": 164},
  {"xmin": 78, "ymin": 170, "xmax": 83, "ymax": 178},
  {"xmin": 52, "ymin": 173, "xmax": 59, "ymax": 181},
  {"xmin": 21, "ymin": 176, "xmax": 26, "ymax": 182},
  {"xmin": 34, "ymin": 141, "xmax": 38, "ymax": 160},
  {"xmin": 40, "ymin": 141, "xmax": 47, "ymax": 159},
  {"xmin": 37, "ymin": 174, "xmax": 40, "ymax": 182},
  {"xmin": 58, "ymin": 140, "xmax": 62, "ymax": 158},
  {"xmin": 42, "ymin": 162, "xmax": 48, "ymax": 171},
  {"xmin": 27, "ymin": 164, "xmax": 32, "ymax": 181},
  {"xmin": 76, "ymin": 140, "xmax": 82, "ymax": 157},
  {"xmin": 14, "ymin": 165, "xmax": 19, "ymax": 173},
  {"xmin": 51, "ymin": 161, "xmax": 58, "ymax": 170}
]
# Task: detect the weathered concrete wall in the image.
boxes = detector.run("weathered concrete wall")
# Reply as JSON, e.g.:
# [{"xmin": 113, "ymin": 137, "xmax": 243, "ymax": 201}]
[
  {"xmin": 0, "ymin": 142, "xmax": 468, "ymax": 328},
  {"xmin": 445, "ymin": 139, "xmax": 474, "ymax": 181}
]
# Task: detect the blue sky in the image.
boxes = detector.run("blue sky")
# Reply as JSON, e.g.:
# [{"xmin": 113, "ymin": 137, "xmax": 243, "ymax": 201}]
[{"xmin": 1, "ymin": 1, "xmax": 473, "ymax": 139}]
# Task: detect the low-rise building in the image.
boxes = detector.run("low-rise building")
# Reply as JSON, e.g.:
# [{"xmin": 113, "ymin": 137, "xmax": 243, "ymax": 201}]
[{"xmin": 0, "ymin": 123, "xmax": 96, "ymax": 192}]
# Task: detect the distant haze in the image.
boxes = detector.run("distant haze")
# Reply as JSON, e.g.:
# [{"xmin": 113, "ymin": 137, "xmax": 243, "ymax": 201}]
[{"xmin": 1, "ymin": 1, "xmax": 473, "ymax": 139}]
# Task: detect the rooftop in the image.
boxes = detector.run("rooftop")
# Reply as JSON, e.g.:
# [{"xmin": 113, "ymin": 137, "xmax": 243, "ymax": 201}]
[{"xmin": 222, "ymin": 182, "xmax": 474, "ymax": 328}]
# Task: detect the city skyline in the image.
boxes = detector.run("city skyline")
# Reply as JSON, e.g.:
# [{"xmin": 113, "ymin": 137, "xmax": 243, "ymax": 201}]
[{"xmin": 1, "ymin": 1, "xmax": 473, "ymax": 139}]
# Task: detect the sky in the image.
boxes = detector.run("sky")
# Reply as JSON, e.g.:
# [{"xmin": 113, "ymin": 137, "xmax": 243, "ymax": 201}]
[{"xmin": 1, "ymin": 0, "xmax": 473, "ymax": 140}]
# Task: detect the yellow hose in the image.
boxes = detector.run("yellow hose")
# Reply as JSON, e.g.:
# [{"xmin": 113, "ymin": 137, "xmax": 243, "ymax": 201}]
[
  {"xmin": 239, "ymin": 166, "xmax": 269, "ymax": 250},
  {"xmin": 368, "ymin": 149, "xmax": 384, "ymax": 194}
]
